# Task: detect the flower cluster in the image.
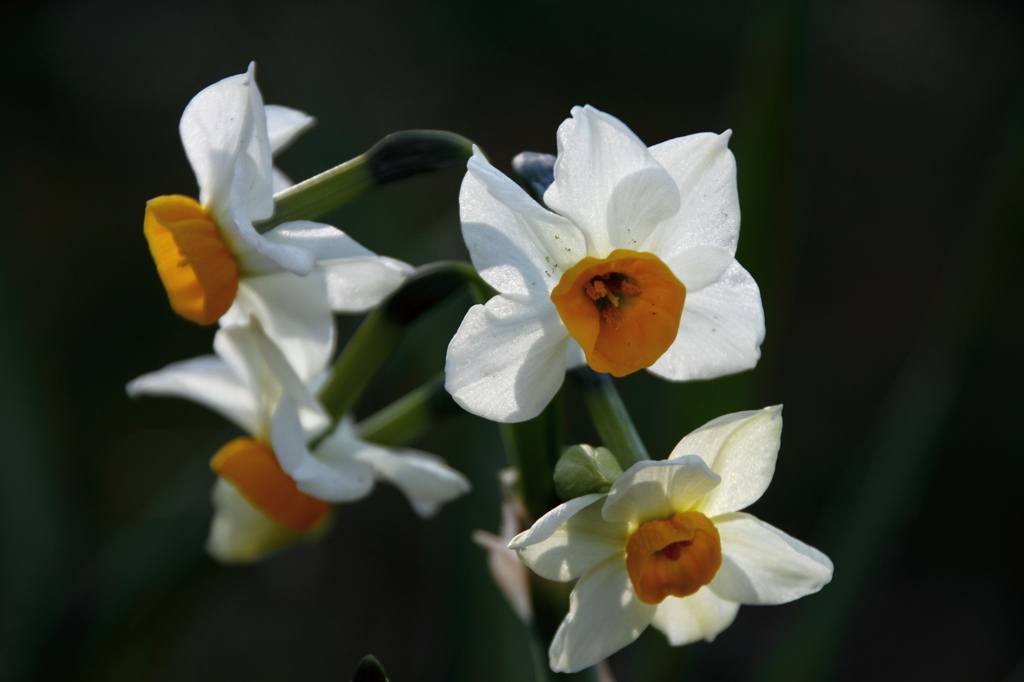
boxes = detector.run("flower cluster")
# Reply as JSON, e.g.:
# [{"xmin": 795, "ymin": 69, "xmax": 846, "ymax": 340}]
[
  {"xmin": 131, "ymin": 65, "xmax": 468, "ymax": 561},
  {"xmin": 131, "ymin": 64, "xmax": 830, "ymax": 673}
]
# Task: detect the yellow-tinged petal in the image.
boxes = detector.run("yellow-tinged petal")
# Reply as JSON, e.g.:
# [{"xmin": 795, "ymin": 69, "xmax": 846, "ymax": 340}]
[
  {"xmin": 144, "ymin": 195, "xmax": 239, "ymax": 325},
  {"xmin": 625, "ymin": 511, "xmax": 721, "ymax": 604},
  {"xmin": 551, "ymin": 249, "xmax": 685, "ymax": 376},
  {"xmin": 210, "ymin": 436, "xmax": 330, "ymax": 531}
]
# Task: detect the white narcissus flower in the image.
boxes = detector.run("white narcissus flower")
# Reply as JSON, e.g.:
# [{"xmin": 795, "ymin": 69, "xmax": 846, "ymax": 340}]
[
  {"xmin": 127, "ymin": 319, "xmax": 469, "ymax": 563},
  {"xmin": 509, "ymin": 406, "xmax": 833, "ymax": 673},
  {"xmin": 144, "ymin": 63, "xmax": 412, "ymax": 372},
  {"xmin": 446, "ymin": 105, "xmax": 764, "ymax": 422}
]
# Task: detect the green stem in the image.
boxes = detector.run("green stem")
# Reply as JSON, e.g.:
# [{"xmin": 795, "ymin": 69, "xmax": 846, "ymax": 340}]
[
  {"xmin": 569, "ymin": 367, "xmax": 650, "ymax": 468},
  {"xmin": 316, "ymin": 262, "xmax": 492, "ymax": 435},
  {"xmin": 356, "ymin": 373, "xmax": 458, "ymax": 446},
  {"xmin": 258, "ymin": 130, "xmax": 475, "ymax": 233}
]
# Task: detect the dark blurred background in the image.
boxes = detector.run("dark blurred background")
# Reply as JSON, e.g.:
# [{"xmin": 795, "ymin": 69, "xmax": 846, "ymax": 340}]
[{"xmin": 1, "ymin": 1, "xmax": 1022, "ymax": 680}]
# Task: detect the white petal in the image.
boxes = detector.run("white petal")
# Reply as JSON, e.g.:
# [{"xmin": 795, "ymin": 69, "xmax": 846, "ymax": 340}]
[
  {"xmin": 352, "ymin": 446, "xmax": 470, "ymax": 518},
  {"xmin": 644, "ymin": 131, "xmax": 740, "ymax": 259},
  {"xmin": 183, "ymin": 64, "xmax": 275, "ymax": 224},
  {"xmin": 544, "ymin": 106, "xmax": 679, "ymax": 257},
  {"xmin": 271, "ymin": 398, "xmax": 376, "ymax": 503},
  {"xmin": 710, "ymin": 512, "xmax": 833, "ymax": 605},
  {"xmin": 126, "ymin": 355, "xmax": 259, "ymax": 435},
  {"xmin": 548, "ymin": 554, "xmax": 657, "ymax": 673},
  {"xmin": 227, "ymin": 270, "xmax": 334, "ymax": 384},
  {"xmin": 206, "ymin": 477, "xmax": 308, "ymax": 563},
  {"xmin": 261, "ymin": 221, "xmax": 413, "ymax": 311},
  {"xmin": 513, "ymin": 495, "xmax": 628, "ymax": 582},
  {"xmin": 264, "ymin": 104, "xmax": 315, "ymax": 155},
  {"xmin": 649, "ymin": 586, "xmax": 740, "ymax": 645},
  {"xmin": 509, "ymin": 493, "xmax": 606, "ymax": 549},
  {"xmin": 221, "ymin": 168, "xmax": 318, "ymax": 277},
  {"xmin": 179, "ymin": 65, "xmax": 259, "ymax": 210},
  {"xmin": 263, "ymin": 221, "xmax": 380, "ymax": 261},
  {"xmin": 215, "ymin": 322, "xmax": 329, "ymax": 437},
  {"xmin": 668, "ymin": 406, "xmax": 782, "ymax": 517},
  {"xmin": 602, "ymin": 457, "xmax": 721, "ymax": 526},
  {"xmin": 238, "ymin": 64, "xmax": 275, "ymax": 222},
  {"xmin": 665, "ymin": 245, "xmax": 736, "ymax": 294},
  {"xmin": 647, "ymin": 260, "xmax": 765, "ymax": 382},
  {"xmin": 445, "ymin": 296, "xmax": 570, "ymax": 423},
  {"xmin": 322, "ymin": 257, "xmax": 410, "ymax": 312},
  {"xmin": 462, "ymin": 149, "xmax": 585, "ymax": 297}
]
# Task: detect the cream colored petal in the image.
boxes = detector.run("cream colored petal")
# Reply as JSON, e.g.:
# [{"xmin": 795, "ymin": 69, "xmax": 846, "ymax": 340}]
[
  {"xmin": 649, "ymin": 586, "xmax": 740, "ymax": 645},
  {"xmin": 513, "ymin": 495, "xmax": 628, "ymax": 582},
  {"xmin": 667, "ymin": 406, "xmax": 782, "ymax": 517},
  {"xmin": 710, "ymin": 512, "xmax": 833, "ymax": 605},
  {"xmin": 206, "ymin": 478, "xmax": 312, "ymax": 564},
  {"xmin": 601, "ymin": 458, "xmax": 720, "ymax": 526},
  {"xmin": 548, "ymin": 554, "xmax": 657, "ymax": 673}
]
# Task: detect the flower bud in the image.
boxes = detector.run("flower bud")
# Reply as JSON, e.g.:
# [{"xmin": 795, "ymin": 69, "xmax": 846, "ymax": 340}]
[{"xmin": 553, "ymin": 444, "xmax": 624, "ymax": 501}]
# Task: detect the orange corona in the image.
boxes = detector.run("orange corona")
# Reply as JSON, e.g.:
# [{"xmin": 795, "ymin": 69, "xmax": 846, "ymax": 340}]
[
  {"xmin": 210, "ymin": 437, "xmax": 331, "ymax": 531},
  {"xmin": 550, "ymin": 249, "xmax": 685, "ymax": 376},
  {"xmin": 144, "ymin": 195, "xmax": 239, "ymax": 325},
  {"xmin": 625, "ymin": 511, "xmax": 722, "ymax": 604}
]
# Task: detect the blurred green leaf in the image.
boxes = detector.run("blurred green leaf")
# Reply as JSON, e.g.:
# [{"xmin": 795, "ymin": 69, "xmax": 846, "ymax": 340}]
[{"xmin": 351, "ymin": 655, "xmax": 391, "ymax": 682}]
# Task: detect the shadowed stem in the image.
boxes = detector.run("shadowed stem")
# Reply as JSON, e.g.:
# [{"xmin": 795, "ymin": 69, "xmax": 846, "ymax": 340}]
[
  {"xmin": 356, "ymin": 373, "xmax": 459, "ymax": 446},
  {"xmin": 569, "ymin": 368, "xmax": 650, "ymax": 468},
  {"xmin": 258, "ymin": 130, "xmax": 475, "ymax": 233}
]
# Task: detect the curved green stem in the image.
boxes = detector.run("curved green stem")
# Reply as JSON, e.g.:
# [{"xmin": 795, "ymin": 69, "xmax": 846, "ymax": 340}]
[
  {"xmin": 257, "ymin": 130, "xmax": 475, "ymax": 233},
  {"xmin": 569, "ymin": 367, "xmax": 650, "ymax": 468},
  {"xmin": 356, "ymin": 373, "xmax": 459, "ymax": 446}
]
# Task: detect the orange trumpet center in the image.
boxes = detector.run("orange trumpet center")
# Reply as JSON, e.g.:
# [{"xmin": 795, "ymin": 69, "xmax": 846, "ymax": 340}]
[
  {"xmin": 144, "ymin": 195, "xmax": 239, "ymax": 325},
  {"xmin": 625, "ymin": 511, "xmax": 722, "ymax": 604},
  {"xmin": 550, "ymin": 249, "xmax": 685, "ymax": 376},
  {"xmin": 210, "ymin": 437, "xmax": 331, "ymax": 531}
]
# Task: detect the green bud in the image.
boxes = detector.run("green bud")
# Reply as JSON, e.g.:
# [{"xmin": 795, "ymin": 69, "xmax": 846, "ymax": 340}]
[{"xmin": 554, "ymin": 444, "xmax": 624, "ymax": 501}]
